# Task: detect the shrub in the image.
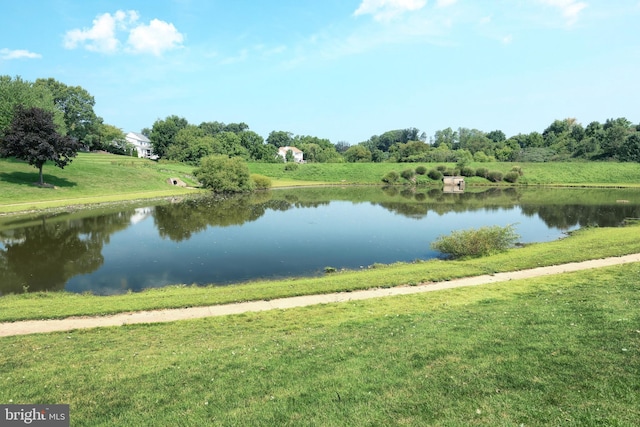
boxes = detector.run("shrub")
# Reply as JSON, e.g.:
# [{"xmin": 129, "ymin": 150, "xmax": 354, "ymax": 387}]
[
  {"xmin": 250, "ymin": 174, "xmax": 272, "ymax": 189},
  {"xmin": 511, "ymin": 165, "xmax": 524, "ymax": 176},
  {"xmin": 460, "ymin": 166, "xmax": 476, "ymax": 177},
  {"xmin": 475, "ymin": 167, "xmax": 489, "ymax": 178},
  {"xmin": 415, "ymin": 165, "xmax": 427, "ymax": 175},
  {"xmin": 400, "ymin": 168, "xmax": 415, "ymax": 181},
  {"xmin": 504, "ymin": 171, "xmax": 519, "ymax": 183},
  {"xmin": 431, "ymin": 224, "xmax": 520, "ymax": 258},
  {"xmin": 194, "ymin": 155, "xmax": 254, "ymax": 193},
  {"xmin": 443, "ymin": 168, "xmax": 459, "ymax": 176},
  {"xmin": 382, "ymin": 170, "xmax": 400, "ymax": 184},
  {"xmin": 284, "ymin": 162, "xmax": 299, "ymax": 171},
  {"xmin": 436, "ymin": 165, "xmax": 447, "ymax": 172},
  {"xmin": 487, "ymin": 171, "xmax": 503, "ymax": 182},
  {"xmin": 427, "ymin": 169, "xmax": 443, "ymax": 180}
]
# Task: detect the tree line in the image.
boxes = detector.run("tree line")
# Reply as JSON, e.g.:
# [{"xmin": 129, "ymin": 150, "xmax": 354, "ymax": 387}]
[{"xmin": 2, "ymin": 75, "xmax": 639, "ymax": 168}]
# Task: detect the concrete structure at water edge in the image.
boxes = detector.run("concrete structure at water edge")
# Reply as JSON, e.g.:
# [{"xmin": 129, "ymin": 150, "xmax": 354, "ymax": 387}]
[{"xmin": 443, "ymin": 176, "xmax": 465, "ymax": 193}]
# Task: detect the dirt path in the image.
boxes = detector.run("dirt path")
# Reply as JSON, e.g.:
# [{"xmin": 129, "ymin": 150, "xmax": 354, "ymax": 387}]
[{"xmin": 2, "ymin": 254, "xmax": 639, "ymax": 337}]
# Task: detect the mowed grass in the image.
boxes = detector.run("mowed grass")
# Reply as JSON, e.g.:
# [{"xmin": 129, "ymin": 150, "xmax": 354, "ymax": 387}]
[
  {"xmin": 249, "ymin": 161, "xmax": 640, "ymax": 187},
  {"xmin": 1, "ymin": 264, "xmax": 638, "ymax": 426},
  {"xmin": 0, "ymin": 153, "xmax": 201, "ymax": 213},
  {"xmin": 2, "ymin": 222, "xmax": 640, "ymax": 322}
]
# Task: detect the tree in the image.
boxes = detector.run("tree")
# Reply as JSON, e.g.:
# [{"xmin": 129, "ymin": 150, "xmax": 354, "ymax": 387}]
[
  {"xmin": 97, "ymin": 123, "xmax": 132, "ymax": 155},
  {"xmin": 35, "ymin": 78, "xmax": 100, "ymax": 145},
  {"xmin": 0, "ymin": 75, "xmax": 64, "ymax": 134},
  {"xmin": 149, "ymin": 115, "xmax": 189, "ymax": 158},
  {"xmin": 0, "ymin": 105, "xmax": 81, "ymax": 185},
  {"xmin": 344, "ymin": 144, "xmax": 372, "ymax": 162},
  {"xmin": 166, "ymin": 125, "xmax": 214, "ymax": 164},
  {"xmin": 334, "ymin": 141, "xmax": 350, "ymax": 153},
  {"xmin": 193, "ymin": 155, "xmax": 254, "ymax": 193},
  {"xmin": 266, "ymin": 130, "xmax": 293, "ymax": 147},
  {"xmin": 486, "ymin": 130, "xmax": 506, "ymax": 143}
]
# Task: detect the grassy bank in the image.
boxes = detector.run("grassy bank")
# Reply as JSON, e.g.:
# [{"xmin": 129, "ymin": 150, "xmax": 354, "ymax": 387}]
[
  {"xmin": 2, "ymin": 222, "xmax": 639, "ymax": 322},
  {"xmin": 1, "ymin": 263, "xmax": 638, "ymax": 426},
  {"xmin": 0, "ymin": 153, "xmax": 201, "ymax": 213},
  {"xmin": 249, "ymin": 161, "xmax": 640, "ymax": 187},
  {"xmin": 2, "ymin": 155, "xmax": 640, "ymax": 214}
]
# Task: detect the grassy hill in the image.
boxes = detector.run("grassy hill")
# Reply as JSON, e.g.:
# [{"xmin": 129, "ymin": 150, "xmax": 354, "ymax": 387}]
[
  {"xmin": 249, "ymin": 161, "xmax": 640, "ymax": 186},
  {"xmin": 0, "ymin": 153, "xmax": 201, "ymax": 213}
]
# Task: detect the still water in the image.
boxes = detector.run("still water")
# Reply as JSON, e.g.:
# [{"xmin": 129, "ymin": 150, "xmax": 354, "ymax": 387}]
[{"xmin": 1, "ymin": 186, "xmax": 638, "ymax": 295}]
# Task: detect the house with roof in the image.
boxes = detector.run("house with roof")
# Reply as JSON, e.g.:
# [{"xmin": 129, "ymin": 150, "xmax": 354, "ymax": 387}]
[
  {"xmin": 277, "ymin": 146, "xmax": 304, "ymax": 163},
  {"xmin": 125, "ymin": 132, "xmax": 156, "ymax": 159}
]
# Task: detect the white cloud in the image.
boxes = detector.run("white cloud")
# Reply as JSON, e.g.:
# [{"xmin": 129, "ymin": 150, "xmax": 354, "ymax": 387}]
[
  {"xmin": 0, "ymin": 48, "xmax": 42, "ymax": 60},
  {"xmin": 127, "ymin": 19, "xmax": 184, "ymax": 56},
  {"xmin": 64, "ymin": 10, "xmax": 184, "ymax": 56},
  {"xmin": 354, "ymin": 0, "xmax": 427, "ymax": 21},
  {"xmin": 436, "ymin": 0, "xmax": 457, "ymax": 7},
  {"xmin": 539, "ymin": 0, "xmax": 588, "ymax": 25}
]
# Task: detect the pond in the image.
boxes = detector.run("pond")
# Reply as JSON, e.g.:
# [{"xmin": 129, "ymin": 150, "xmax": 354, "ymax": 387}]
[{"xmin": 1, "ymin": 186, "xmax": 638, "ymax": 295}]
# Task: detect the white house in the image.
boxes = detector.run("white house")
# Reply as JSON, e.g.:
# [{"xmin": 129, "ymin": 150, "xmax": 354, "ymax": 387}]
[
  {"xmin": 125, "ymin": 132, "xmax": 155, "ymax": 159},
  {"xmin": 277, "ymin": 146, "xmax": 304, "ymax": 163}
]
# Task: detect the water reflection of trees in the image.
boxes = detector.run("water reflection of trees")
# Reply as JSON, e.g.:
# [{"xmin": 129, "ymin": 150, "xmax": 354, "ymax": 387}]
[
  {"xmin": 521, "ymin": 204, "xmax": 640, "ymax": 228},
  {"xmin": 154, "ymin": 195, "xmax": 267, "ymax": 242},
  {"xmin": 0, "ymin": 211, "xmax": 136, "ymax": 295},
  {"xmin": 377, "ymin": 187, "xmax": 640, "ymax": 227},
  {"xmin": 153, "ymin": 193, "xmax": 333, "ymax": 242}
]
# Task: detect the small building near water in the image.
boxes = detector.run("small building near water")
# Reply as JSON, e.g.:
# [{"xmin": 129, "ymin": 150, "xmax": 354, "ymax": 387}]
[{"xmin": 443, "ymin": 176, "xmax": 465, "ymax": 193}]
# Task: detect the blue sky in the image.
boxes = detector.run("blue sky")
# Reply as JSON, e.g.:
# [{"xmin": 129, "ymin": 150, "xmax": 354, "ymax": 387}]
[{"xmin": 1, "ymin": 0, "xmax": 638, "ymax": 144}]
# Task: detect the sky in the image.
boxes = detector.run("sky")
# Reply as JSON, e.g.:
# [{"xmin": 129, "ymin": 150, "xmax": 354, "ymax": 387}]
[{"xmin": 1, "ymin": 0, "xmax": 639, "ymax": 144}]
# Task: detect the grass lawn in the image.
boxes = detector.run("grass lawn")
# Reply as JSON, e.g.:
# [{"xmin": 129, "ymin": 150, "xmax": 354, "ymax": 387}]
[
  {"xmin": 0, "ymin": 153, "xmax": 202, "ymax": 213},
  {"xmin": 2, "ymin": 222, "xmax": 640, "ymax": 322},
  {"xmin": 1, "ymin": 156, "xmax": 640, "ymax": 425},
  {"xmin": 1, "ymin": 263, "xmax": 638, "ymax": 426},
  {"xmin": 249, "ymin": 161, "xmax": 640, "ymax": 187}
]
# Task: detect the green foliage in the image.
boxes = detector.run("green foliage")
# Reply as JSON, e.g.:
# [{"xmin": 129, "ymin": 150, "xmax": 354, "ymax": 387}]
[
  {"xmin": 415, "ymin": 165, "xmax": 427, "ymax": 175},
  {"xmin": 427, "ymin": 169, "xmax": 443, "ymax": 180},
  {"xmin": 382, "ymin": 170, "xmax": 400, "ymax": 184},
  {"xmin": 436, "ymin": 164, "xmax": 447, "ymax": 172},
  {"xmin": 487, "ymin": 171, "xmax": 503, "ymax": 182},
  {"xmin": 344, "ymin": 144, "xmax": 372, "ymax": 162},
  {"xmin": 431, "ymin": 224, "xmax": 520, "ymax": 258},
  {"xmin": 0, "ymin": 75, "xmax": 65, "ymax": 133},
  {"xmin": 149, "ymin": 115, "xmax": 189, "ymax": 158},
  {"xmin": 0, "ymin": 105, "xmax": 81, "ymax": 185},
  {"xmin": 460, "ymin": 166, "xmax": 476, "ymax": 177},
  {"xmin": 400, "ymin": 168, "xmax": 415, "ymax": 181},
  {"xmin": 34, "ymin": 78, "xmax": 100, "ymax": 145},
  {"xmin": 283, "ymin": 162, "xmax": 299, "ymax": 171},
  {"xmin": 511, "ymin": 165, "xmax": 524, "ymax": 176},
  {"xmin": 475, "ymin": 167, "xmax": 489, "ymax": 178},
  {"xmin": 504, "ymin": 171, "xmax": 520, "ymax": 183},
  {"xmin": 250, "ymin": 174, "xmax": 272, "ymax": 189},
  {"xmin": 193, "ymin": 155, "xmax": 254, "ymax": 193}
]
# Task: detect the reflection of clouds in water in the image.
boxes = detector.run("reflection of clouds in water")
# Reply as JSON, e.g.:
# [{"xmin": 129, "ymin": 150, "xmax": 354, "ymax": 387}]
[
  {"xmin": 129, "ymin": 207, "xmax": 154, "ymax": 225},
  {"xmin": 66, "ymin": 269, "xmax": 178, "ymax": 296}
]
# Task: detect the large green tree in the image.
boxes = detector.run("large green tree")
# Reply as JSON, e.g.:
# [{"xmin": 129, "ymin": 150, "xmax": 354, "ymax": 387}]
[
  {"xmin": 35, "ymin": 78, "xmax": 100, "ymax": 145},
  {"xmin": 0, "ymin": 75, "xmax": 64, "ymax": 134},
  {"xmin": 149, "ymin": 115, "xmax": 189, "ymax": 158},
  {"xmin": 0, "ymin": 105, "xmax": 81, "ymax": 185}
]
